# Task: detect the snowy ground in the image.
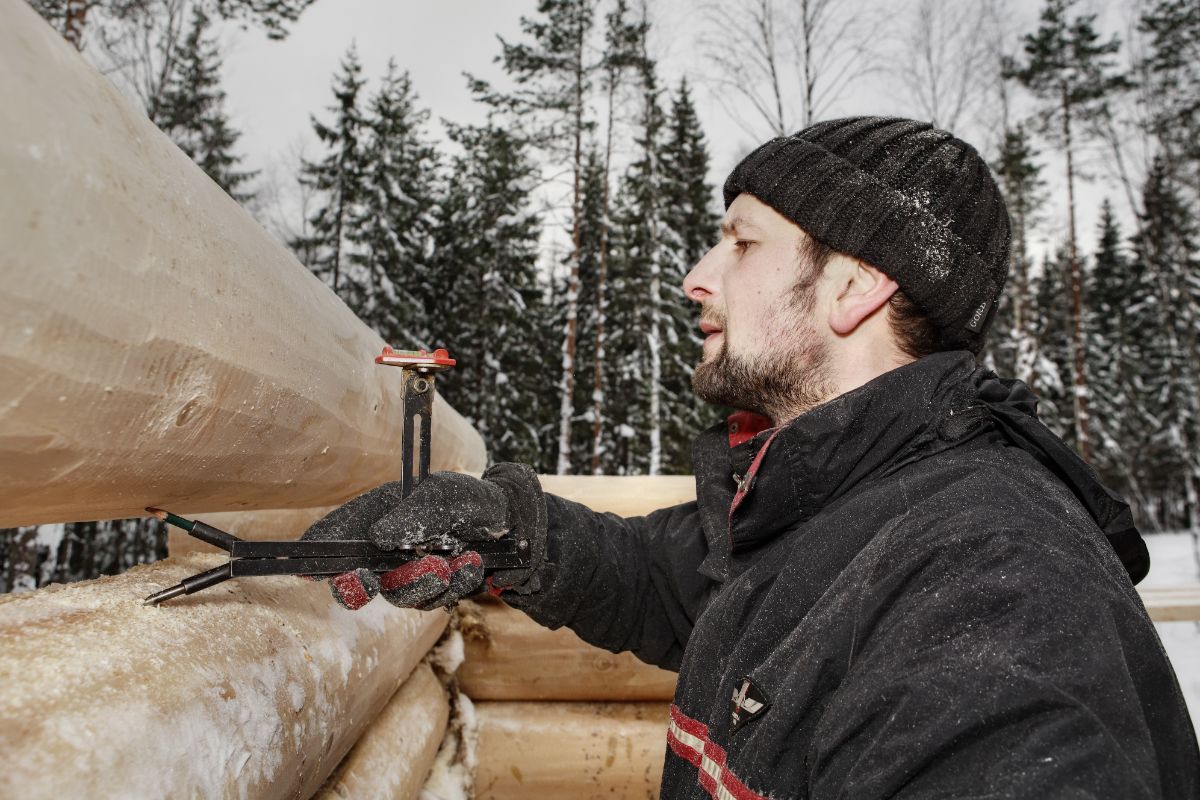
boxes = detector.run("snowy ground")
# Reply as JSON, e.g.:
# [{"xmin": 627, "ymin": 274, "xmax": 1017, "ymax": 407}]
[{"xmin": 1142, "ymin": 532, "xmax": 1200, "ymax": 725}]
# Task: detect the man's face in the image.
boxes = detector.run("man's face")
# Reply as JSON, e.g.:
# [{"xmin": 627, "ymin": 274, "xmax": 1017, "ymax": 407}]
[{"xmin": 682, "ymin": 193, "xmax": 836, "ymax": 423}]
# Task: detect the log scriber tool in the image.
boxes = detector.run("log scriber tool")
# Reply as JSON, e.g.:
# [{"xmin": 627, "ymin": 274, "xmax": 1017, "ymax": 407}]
[{"xmin": 141, "ymin": 348, "xmax": 523, "ymax": 606}]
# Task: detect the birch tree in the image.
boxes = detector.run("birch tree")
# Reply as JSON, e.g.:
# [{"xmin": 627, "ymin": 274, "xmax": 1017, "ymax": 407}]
[
  {"xmin": 897, "ymin": 0, "xmax": 993, "ymax": 131},
  {"xmin": 698, "ymin": 0, "xmax": 885, "ymax": 138}
]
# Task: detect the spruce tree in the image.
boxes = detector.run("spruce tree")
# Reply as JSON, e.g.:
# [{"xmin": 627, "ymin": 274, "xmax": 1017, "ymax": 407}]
[
  {"xmin": 988, "ymin": 124, "xmax": 1044, "ymax": 385},
  {"xmin": 352, "ymin": 62, "xmax": 439, "ymax": 348},
  {"xmin": 1130, "ymin": 157, "xmax": 1200, "ymax": 531},
  {"xmin": 659, "ymin": 77, "xmax": 720, "ymax": 471},
  {"xmin": 1137, "ymin": 0, "xmax": 1200, "ymax": 200},
  {"xmin": 429, "ymin": 123, "xmax": 549, "ymax": 468},
  {"xmin": 570, "ymin": 146, "xmax": 611, "ymax": 473},
  {"xmin": 1007, "ymin": 0, "xmax": 1132, "ymax": 461},
  {"xmin": 294, "ymin": 45, "xmax": 369, "ymax": 305},
  {"xmin": 1029, "ymin": 249, "xmax": 1076, "ymax": 444},
  {"xmin": 154, "ymin": 6, "xmax": 256, "ymax": 200},
  {"xmin": 1086, "ymin": 200, "xmax": 1136, "ymax": 493},
  {"xmin": 31, "ymin": 0, "xmax": 316, "ymax": 53}
]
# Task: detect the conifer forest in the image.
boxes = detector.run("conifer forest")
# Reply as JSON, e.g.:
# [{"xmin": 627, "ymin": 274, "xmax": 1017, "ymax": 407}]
[{"xmin": 5, "ymin": 0, "xmax": 1200, "ymax": 591}]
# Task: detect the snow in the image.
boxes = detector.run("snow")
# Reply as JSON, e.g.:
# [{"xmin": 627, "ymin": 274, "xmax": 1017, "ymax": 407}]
[
  {"xmin": 1144, "ymin": 532, "xmax": 1200, "ymax": 725},
  {"xmin": 419, "ymin": 691, "xmax": 477, "ymax": 800},
  {"xmin": 429, "ymin": 628, "xmax": 465, "ymax": 676},
  {"xmin": 34, "ymin": 523, "xmax": 65, "ymax": 550}
]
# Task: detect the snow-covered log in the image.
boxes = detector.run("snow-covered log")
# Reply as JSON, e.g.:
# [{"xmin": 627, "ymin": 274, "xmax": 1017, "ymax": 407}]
[
  {"xmin": 315, "ymin": 663, "xmax": 450, "ymax": 800},
  {"xmin": 472, "ymin": 702, "xmax": 670, "ymax": 799},
  {"xmin": 0, "ymin": 0, "xmax": 485, "ymax": 528},
  {"xmin": 459, "ymin": 599, "xmax": 676, "ymax": 701},
  {"xmin": 0, "ymin": 553, "xmax": 446, "ymax": 799}
]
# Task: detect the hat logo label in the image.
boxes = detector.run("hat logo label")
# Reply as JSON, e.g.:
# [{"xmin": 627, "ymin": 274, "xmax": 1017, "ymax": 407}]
[{"xmin": 966, "ymin": 299, "xmax": 991, "ymax": 333}]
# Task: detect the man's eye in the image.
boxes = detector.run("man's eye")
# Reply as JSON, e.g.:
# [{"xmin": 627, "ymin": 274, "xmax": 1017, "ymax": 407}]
[{"xmin": 733, "ymin": 240, "xmax": 753, "ymax": 251}]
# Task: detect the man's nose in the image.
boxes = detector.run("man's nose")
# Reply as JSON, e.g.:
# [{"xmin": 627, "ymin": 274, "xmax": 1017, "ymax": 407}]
[{"xmin": 683, "ymin": 243, "xmax": 721, "ymax": 303}]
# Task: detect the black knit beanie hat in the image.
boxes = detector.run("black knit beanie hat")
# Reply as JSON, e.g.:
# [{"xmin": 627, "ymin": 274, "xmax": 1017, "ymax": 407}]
[{"xmin": 723, "ymin": 117, "xmax": 1010, "ymax": 353}]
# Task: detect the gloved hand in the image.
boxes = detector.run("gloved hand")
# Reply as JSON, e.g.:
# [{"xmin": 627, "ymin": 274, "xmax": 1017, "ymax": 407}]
[{"xmin": 300, "ymin": 463, "xmax": 547, "ymax": 610}]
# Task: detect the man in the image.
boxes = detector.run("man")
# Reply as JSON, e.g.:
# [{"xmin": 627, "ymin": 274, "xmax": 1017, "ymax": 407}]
[{"xmin": 305, "ymin": 117, "xmax": 1200, "ymax": 797}]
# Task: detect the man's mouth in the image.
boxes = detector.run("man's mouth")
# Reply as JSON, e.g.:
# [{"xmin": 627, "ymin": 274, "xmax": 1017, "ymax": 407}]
[{"xmin": 700, "ymin": 323, "xmax": 723, "ymax": 347}]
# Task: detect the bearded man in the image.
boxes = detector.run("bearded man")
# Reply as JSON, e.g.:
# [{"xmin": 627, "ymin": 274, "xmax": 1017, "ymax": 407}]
[{"xmin": 304, "ymin": 117, "xmax": 1200, "ymax": 798}]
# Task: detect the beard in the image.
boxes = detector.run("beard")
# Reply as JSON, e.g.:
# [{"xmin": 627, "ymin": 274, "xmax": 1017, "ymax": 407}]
[{"xmin": 691, "ymin": 267, "xmax": 835, "ymax": 424}]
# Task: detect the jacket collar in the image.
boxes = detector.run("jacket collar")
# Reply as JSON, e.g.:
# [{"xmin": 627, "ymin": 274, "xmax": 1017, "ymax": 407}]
[
  {"xmin": 691, "ymin": 350, "xmax": 1147, "ymax": 584},
  {"xmin": 693, "ymin": 352, "xmax": 985, "ymax": 581}
]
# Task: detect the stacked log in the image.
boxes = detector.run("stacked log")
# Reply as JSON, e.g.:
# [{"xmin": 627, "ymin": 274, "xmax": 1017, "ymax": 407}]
[
  {"xmin": 316, "ymin": 663, "xmax": 450, "ymax": 800},
  {"xmin": 0, "ymin": 554, "xmax": 448, "ymax": 798},
  {"xmin": 473, "ymin": 702, "xmax": 671, "ymax": 800},
  {"xmin": 456, "ymin": 476, "xmax": 690, "ymax": 799}
]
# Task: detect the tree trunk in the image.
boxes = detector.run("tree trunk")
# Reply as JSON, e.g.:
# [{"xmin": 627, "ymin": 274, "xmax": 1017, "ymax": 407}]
[
  {"xmin": 556, "ymin": 15, "xmax": 587, "ymax": 476},
  {"xmin": 1061, "ymin": 83, "xmax": 1091, "ymax": 461},
  {"xmin": 63, "ymin": 0, "xmax": 88, "ymax": 51},
  {"xmin": 591, "ymin": 75, "xmax": 617, "ymax": 475}
]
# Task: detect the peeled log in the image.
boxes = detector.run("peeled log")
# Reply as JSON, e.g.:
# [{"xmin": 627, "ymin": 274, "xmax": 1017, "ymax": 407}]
[
  {"xmin": 0, "ymin": 553, "xmax": 446, "ymax": 799},
  {"xmin": 0, "ymin": 0, "xmax": 485, "ymax": 528},
  {"xmin": 459, "ymin": 600, "xmax": 676, "ymax": 701},
  {"xmin": 167, "ymin": 475, "xmax": 697, "ymax": 557},
  {"xmin": 538, "ymin": 475, "xmax": 696, "ymax": 516},
  {"xmin": 315, "ymin": 663, "xmax": 449, "ymax": 800},
  {"xmin": 473, "ymin": 702, "xmax": 669, "ymax": 799},
  {"xmin": 168, "ymin": 507, "xmax": 334, "ymax": 556}
]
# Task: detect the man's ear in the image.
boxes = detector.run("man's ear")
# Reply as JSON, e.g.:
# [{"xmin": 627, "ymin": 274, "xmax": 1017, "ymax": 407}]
[{"xmin": 828, "ymin": 258, "xmax": 899, "ymax": 336}]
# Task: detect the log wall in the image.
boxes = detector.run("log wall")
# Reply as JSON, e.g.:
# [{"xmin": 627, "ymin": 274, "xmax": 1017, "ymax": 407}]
[
  {"xmin": 316, "ymin": 663, "xmax": 449, "ymax": 800},
  {"xmin": 472, "ymin": 702, "xmax": 670, "ymax": 800},
  {"xmin": 0, "ymin": 554, "xmax": 446, "ymax": 799}
]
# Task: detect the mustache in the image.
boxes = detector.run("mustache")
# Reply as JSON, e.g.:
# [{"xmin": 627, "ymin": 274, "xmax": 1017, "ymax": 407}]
[{"xmin": 699, "ymin": 307, "xmax": 727, "ymax": 329}]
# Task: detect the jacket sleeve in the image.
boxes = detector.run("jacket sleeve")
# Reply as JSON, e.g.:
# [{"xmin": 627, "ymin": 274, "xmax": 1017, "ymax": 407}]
[
  {"xmin": 807, "ymin": 519, "xmax": 1191, "ymax": 799},
  {"xmin": 502, "ymin": 493, "xmax": 716, "ymax": 672}
]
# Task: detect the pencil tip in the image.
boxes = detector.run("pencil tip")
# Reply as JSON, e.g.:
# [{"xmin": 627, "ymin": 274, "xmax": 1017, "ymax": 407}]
[
  {"xmin": 145, "ymin": 507, "xmax": 166, "ymax": 520},
  {"xmin": 142, "ymin": 584, "xmax": 186, "ymax": 605}
]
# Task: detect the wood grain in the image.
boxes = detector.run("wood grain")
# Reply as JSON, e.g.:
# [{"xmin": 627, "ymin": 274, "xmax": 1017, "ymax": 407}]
[
  {"xmin": 459, "ymin": 599, "xmax": 677, "ymax": 701},
  {"xmin": 473, "ymin": 702, "xmax": 669, "ymax": 800}
]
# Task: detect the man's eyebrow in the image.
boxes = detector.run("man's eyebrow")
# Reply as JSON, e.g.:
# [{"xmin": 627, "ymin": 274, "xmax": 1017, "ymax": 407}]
[{"xmin": 719, "ymin": 216, "xmax": 762, "ymax": 237}]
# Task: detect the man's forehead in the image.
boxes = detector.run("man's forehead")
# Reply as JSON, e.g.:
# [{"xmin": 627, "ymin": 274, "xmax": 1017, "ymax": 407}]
[
  {"xmin": 719, "ymin": 215, "xmax": 764, "ymax": 236},
  {"xmin": 721, "ymin": 194, "xmax": 796, "ymax": 235}
]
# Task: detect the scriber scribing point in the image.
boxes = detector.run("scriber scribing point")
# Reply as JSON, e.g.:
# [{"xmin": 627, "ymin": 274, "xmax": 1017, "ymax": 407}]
[{"xmin": 142, "ymin": 583, "xmax": 187, "ymax": 606}]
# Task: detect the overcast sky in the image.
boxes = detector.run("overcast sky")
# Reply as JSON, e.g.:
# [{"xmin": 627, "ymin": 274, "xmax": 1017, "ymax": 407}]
[{"xmin": 215, "ymin": 0, "xmax": 1139, "ymax": 268}]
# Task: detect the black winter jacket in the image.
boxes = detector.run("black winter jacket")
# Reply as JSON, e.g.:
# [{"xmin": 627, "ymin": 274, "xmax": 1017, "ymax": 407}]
[{"xmin": 508, "ymin": 352, "xmax": 1200, "ymax": 799}]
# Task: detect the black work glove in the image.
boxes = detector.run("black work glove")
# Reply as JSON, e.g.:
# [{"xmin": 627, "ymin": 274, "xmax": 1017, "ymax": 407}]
[{"xmin": 300, "ymin": 463, "xmax": 547, "ymax": 611}]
